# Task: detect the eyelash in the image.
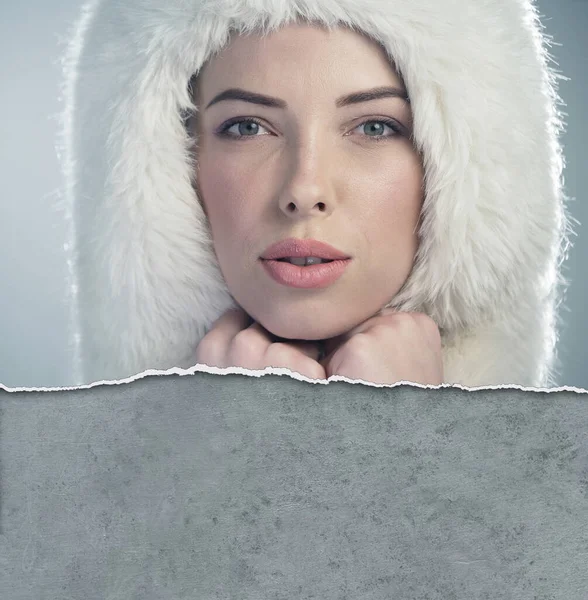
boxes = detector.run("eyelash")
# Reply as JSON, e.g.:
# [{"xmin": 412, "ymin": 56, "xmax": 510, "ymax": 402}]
[{"xmin": 215, "ymin": 116, "xmax": 404, "ymax": 141}]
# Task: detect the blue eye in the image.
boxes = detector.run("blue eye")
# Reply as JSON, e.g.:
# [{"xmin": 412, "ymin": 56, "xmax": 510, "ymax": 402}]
[
  {"xmin": 216, "ymin": 117, "xmax": 404, "ymax": 141},
  {"xmin": 218, "ymin": 118, "xmax": 270, "ymax": 138},
  {"xmin": 357, "ymin": 119, "xmax": 401, "ymax": 138}
]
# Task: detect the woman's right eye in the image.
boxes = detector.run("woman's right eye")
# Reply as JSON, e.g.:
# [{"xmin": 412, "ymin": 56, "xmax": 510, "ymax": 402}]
[{"xmin": 218, "ymin": 119, "xmax": 271, "ymax": 138}]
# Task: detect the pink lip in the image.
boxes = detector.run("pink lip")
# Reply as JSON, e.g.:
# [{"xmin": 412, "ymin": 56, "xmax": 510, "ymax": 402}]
[
  {"xmin": 260, "ymin": 238, "xmax": 350, "ymax": 261},
  {"xmin": 261, "ymin": 259, "xmax": 350, "ymax": 289},
  {"xmin": 260, "ymin": 238, "xmax": 351, "ymax": 289}
]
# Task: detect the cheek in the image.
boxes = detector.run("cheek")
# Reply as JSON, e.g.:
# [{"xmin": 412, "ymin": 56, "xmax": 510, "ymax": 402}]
[
  {"xmin": 196, "ymin": 155, "xmax": 260, "ymax": 251},
  {"xmin": 351, "ymin": 151, "xmax": 423, "ymax": 252},
  {"xmin": 391, "ymin": 159, "xmax": 423, "ymax": 238}
]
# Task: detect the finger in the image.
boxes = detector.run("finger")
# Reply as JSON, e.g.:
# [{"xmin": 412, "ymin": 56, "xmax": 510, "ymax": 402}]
[
  {"xmin": 228, "ymin": 321, "xmax": 274, "ymax": 368},
  {"xmin": 414, "ymin": 313, "xmax": 442, "ymax": 349},
  {"xmin": 264, "ymin": 343, "xmax": 326, "ymax": 380},
  {"xmin": 249, "ymin": 323, "xmax": 321, "ymax": 361},
  {"xmin": 196, "ymin": 307, "xmax": 251, "ymax": 366},
  {"xmin": 295, "ymin": 356, "xmax": 327, "ymax": 380},
  {"xmin": 230, "ymin": 323, "xmax": 321, "ymax": 366}
]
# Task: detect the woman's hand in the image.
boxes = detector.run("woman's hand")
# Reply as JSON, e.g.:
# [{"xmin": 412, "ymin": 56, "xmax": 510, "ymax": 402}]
[
  {"xmin": 320, "ymin": 310, "xmax": 443, "ymax": 385},
  {"xmin": 195, "ymin": 308, "xmax": 326, "ymax": 380}
]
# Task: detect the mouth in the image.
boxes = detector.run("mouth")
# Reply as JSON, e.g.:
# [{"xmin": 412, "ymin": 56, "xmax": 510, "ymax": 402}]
[
  {"xmin": 260, "ymin": 238, "xmax": 350, "ymax": 262},
  {"xmin": 259, "ymin": 238, "xmax": 351, "ymax": 289},
  {"xmin": 273, "ymin": 256, "xmax": 335, "ymax": 266}
]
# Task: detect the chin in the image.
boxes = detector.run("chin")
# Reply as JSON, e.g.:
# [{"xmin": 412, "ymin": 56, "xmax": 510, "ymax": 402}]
[{"xmin": 254, "ymin": 311, "xmax": 353, "ymax": 342}]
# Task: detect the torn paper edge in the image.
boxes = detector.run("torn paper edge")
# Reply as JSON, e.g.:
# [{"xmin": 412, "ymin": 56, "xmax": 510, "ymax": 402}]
[{"xmin": 0, "ymin": 364, "xmax": 587, "ymax": 393}]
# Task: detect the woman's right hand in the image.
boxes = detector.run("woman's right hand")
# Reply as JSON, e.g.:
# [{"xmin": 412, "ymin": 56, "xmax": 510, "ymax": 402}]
[{"xmin": 195, "ymin": 307, "xmax": 326, "ymax": 381}]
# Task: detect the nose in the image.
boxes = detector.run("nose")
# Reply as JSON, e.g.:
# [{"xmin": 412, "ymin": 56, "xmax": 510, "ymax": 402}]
[{"xmin": 277, "ymin": 140, "xmax": 335, "ymax": 219}]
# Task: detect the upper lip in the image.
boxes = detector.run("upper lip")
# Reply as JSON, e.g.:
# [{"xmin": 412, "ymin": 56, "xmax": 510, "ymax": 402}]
[{"xmin": 260, "ymin": 238, "xmax": 350, "ymax": 260}]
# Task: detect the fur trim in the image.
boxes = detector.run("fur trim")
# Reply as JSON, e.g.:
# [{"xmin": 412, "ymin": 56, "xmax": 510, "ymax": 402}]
[{"xmin": 62, "ymin": 0, "xmax": 569, "ymax": 386}]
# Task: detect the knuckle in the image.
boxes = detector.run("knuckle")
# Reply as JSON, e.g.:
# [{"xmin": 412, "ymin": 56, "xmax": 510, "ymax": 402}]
[
  {"xmin": 295, "ymin": 356, "xmax": 325, "ymax": 380},
  {"xmin": 371, "ymin": 322, "xmax": 393, "ymax": 337},
  {"xmin": 417, "ymin": 312, "xmax": 440, "ymax": 336},
  {"xmin": 228, "ymin": 331, "xmax": 268, "ymax": 368},
  {"xmin": 345, "ymin": 332, "xmax": 373, "ymax": 356},
  {"xmin": 265, "ymin": 342, "xmax": 296, "ymax": 365},
  {"xmin": 415, "ymin": 317, "xmax": 442, "ymax": 351},
  {"xmin": 231, "ymin": 329, "xmax": 262, "ymax": 355},
  {"xmin": 195, "ymin": 336, "xmax": 220, "ymax": 366},
  {"xmin": 265, "ymin": 344, "xmax": 325, "ymax": 380},
  {"xmin": 380, "ymin": 311, "xmax": 406, "ymax": 328},
  {"xmin": 308, "ymin": 362, "xmax": 326, "ymax": 380},
  {"xmin": 196, "ymin": 331, "xmax": 214, "ymax": 352},
  {"xmin": 390, "ymin": 311, "xmax": 430, "ymax": 333}
]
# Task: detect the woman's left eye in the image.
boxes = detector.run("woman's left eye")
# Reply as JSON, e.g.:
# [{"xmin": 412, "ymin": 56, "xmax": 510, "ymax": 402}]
[{"xmin": 354, "ymin": 120, "xmax": 401, "ymax": 138}]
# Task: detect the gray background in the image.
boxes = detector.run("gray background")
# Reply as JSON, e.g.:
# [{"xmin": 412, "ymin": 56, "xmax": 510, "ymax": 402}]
[
  {"xmin": 0, "ymin": 0, "xmax": 586, "ymax": 389},
  {"xmin": 1, "ymin": 375, "xmax": 588, "ymax": 599}
]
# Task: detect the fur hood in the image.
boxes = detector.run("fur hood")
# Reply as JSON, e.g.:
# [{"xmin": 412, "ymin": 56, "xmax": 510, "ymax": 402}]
[{"xmin": 62, "ymin": 0, "xmax": 569, "ymax": 387}]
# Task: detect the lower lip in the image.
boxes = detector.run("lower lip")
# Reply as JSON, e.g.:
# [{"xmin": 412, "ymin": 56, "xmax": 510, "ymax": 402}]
[{"xmin": 260, "ymin": 259, "xmax": 350, "ymax": 289}]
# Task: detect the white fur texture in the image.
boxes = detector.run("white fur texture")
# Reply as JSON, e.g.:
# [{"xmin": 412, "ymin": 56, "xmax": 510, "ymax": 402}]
[{"xmin": 62, "ymin": 0, "xmax": 569, "ymax": 386}]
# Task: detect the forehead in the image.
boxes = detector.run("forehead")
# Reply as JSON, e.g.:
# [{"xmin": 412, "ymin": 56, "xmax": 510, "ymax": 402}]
[{"xmin": 197, "ymin": 23, "xmax": 402, "ymax": 92}]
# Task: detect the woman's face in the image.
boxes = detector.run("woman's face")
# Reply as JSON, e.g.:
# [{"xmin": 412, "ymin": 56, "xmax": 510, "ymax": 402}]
[{"xmin": 194, "ymin": 23, "xmax": 424, "ymax": 341}]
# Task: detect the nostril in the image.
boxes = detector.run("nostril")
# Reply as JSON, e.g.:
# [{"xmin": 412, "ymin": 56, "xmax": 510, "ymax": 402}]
[{"xmin": 284, "ymin": 201, "xmax": 326, "ymax": 212}]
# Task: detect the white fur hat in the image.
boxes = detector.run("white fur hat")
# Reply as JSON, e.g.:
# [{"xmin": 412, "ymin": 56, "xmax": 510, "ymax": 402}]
[{"xmin": 62, "ymin": 0, "xmax": 569, "ymax": 386}]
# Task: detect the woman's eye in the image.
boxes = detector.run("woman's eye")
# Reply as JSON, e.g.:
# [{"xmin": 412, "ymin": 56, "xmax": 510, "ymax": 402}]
[
  {"xmin": 218, "ymin": 118, "xmax": 402, "ymax": 140},
  {"xmin": 221, "ymin": 119, "xmax": 270, "ymax": 137},
  {"xmin": 355, "ymin": 120, "xmax": 400, "ymax": 138}
]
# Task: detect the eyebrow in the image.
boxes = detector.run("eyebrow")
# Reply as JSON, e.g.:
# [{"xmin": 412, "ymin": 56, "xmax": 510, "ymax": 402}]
[
  {"xmin": 336, "ymin": 86, "xmax": 409, "ymax": 107},
  {"xmin": 205, "ymin": 85, "xmax": 409, "ymax": 109}
]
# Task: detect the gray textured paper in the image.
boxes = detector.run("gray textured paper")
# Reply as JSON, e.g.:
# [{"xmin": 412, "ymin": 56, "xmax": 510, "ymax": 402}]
[{"xmin": 1, "ymin": 374, "xmax": 587, "ymax": 599}]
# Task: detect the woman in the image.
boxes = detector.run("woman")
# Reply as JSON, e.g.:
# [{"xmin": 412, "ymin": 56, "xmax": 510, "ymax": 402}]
[{"xmin": 63, "ymin": 0, "xmax": 569, "ymax": 387}]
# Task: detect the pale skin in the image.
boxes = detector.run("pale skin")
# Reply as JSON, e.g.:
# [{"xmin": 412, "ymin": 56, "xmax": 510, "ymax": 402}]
[{"xmin": 192, "ymin": 23, "xmax": 443, "ymax": 385}]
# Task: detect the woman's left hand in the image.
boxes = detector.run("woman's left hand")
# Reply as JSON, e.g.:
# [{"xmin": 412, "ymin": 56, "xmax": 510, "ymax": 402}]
[{"xmin": 320, "ymin": 310, "xmax": 444, "ymax": 385}]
